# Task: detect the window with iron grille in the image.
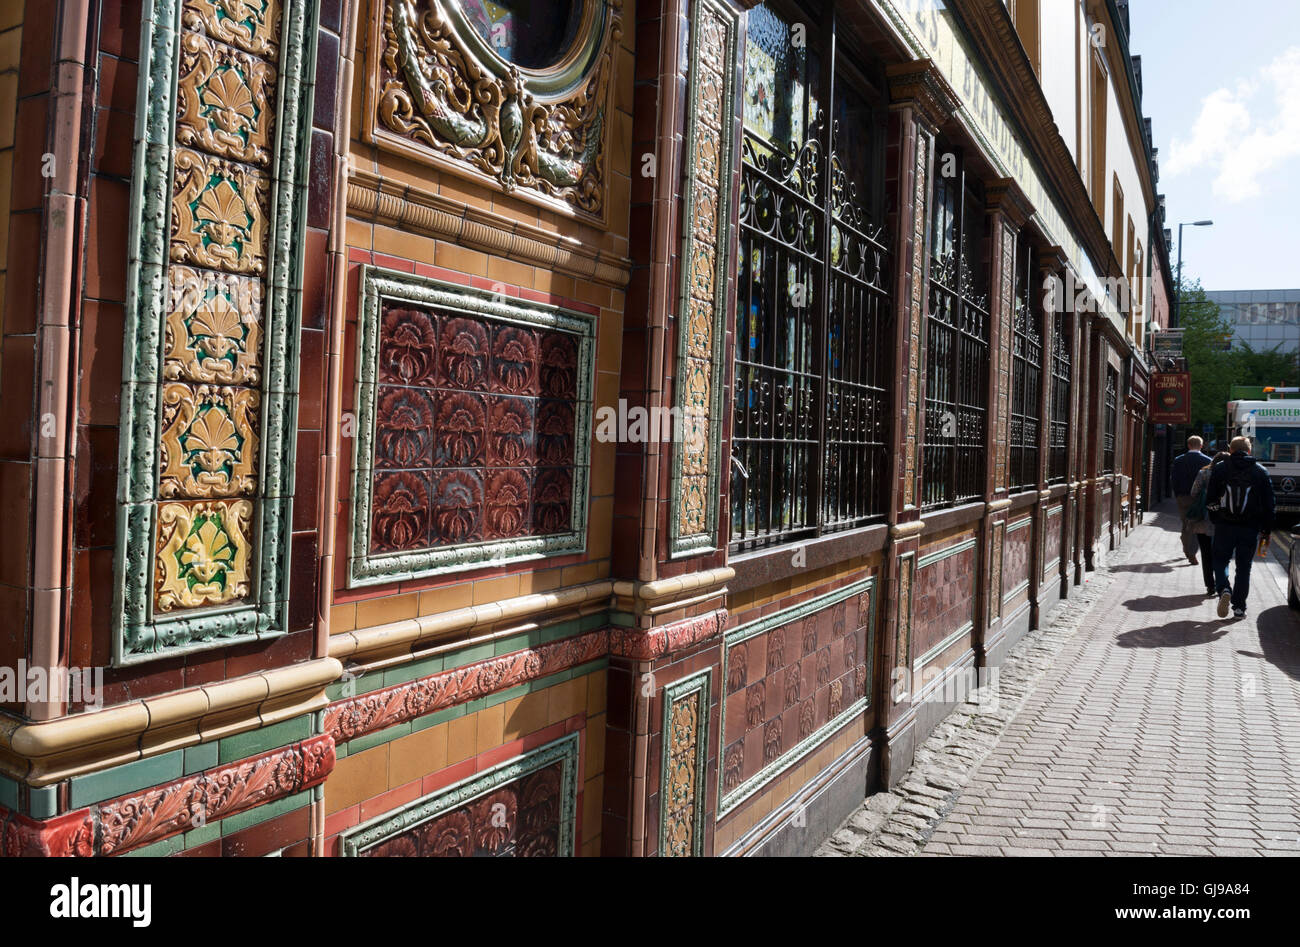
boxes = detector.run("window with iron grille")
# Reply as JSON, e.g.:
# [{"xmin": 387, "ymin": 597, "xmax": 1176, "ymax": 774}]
[
  {"xmin": 1048, "ymin": 310, "xmax": 1071, "ymax": 483},
  {"xmin": 922, "ymin": 148, "xmax": 988, "ymax": 509},
  {"xmin": 1008, "ymin": 238, "xmax": 1042, "ymax": 491},
  {"xmin": 1103, "ymin": 366, "xmax": 1118, "ymax": 473},
  {"xmin": 729, "ymin": 3, "xmax": 892, "ymax": 553}
]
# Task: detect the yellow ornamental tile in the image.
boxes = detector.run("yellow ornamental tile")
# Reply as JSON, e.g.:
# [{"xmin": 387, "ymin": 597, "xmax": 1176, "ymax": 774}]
[
  {"xmin": 681, "ymin": 411, "xmax": 709, "ymax": 476},
  {"xmin": 681, "ymin": 478, "xmax": 706, "ymax": 535},
  {"xmin": 158, "ymin": 382, "xmax": 260, "ymax": 498},
  {"xmin": 686, "ymin": 296, "xmax": 713, "ymax": 359},
  {"xmin": 164, "ymin": 265, "xmax": 263, "ymax": 385},
  {"xmin": 155, "ymin": 498, "xmax": 254, "ymax": 612},
  {"xmin": 182, "ymin": 0, "xmax": 281, "ymax": 60},
  {"xmin": 170, "ymin": 147, "xmax": 268, "ymax": 276},
  {"xmin": 177, "ymin": 29, "xmax": 277, "ymax": 167}
]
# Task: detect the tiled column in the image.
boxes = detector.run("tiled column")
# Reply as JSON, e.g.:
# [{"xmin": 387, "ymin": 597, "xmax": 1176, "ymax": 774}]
[
  {"xmin": 878, "ymin": 59, "xmax": 960, "ymax": 785},
  {"xmin": 979, "ymin": 179, "xmax": 1033, "ymax": 663}
]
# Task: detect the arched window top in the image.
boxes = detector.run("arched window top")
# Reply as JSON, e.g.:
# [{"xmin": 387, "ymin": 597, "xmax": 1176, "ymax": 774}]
[{"xmin": 456, "ymin": 0, "xmax": 585, "ymax": 70}]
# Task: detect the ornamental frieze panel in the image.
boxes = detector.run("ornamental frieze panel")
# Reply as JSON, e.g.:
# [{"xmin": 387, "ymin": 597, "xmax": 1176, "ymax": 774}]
[
  {"xmin": 177, "ymin": 28, "xmax": 278, "ymax": 167},
  {"xmin": 367, "ymin": 0, "xmax": 623, "ymax": 219},
  {"xmin": 114, "ymin": 0, "xmax": 317, "ymax": 662},
  {"xmin": 340, "ymin": 734, "xmax": 578, "ymax": 857},
  {"xmin": 170, "ymin": 147, "xmax": 270, "ymax": 276},
  {"xmin": 660, "ymin": 670, "xmax": 710, "ymax": 857},
  {"xmin": 668, "ymin": 0, "xmax": 739, "ymax": 557},
  {"xmin": 350, "ymin": 268, "xmax": 594, "ymax": 586}
]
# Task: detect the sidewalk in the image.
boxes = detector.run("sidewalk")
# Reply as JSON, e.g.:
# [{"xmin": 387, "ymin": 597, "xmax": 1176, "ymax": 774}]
[{"xmin": 819, "ymin": 503, "xmax": 1300, "ymax": 857}]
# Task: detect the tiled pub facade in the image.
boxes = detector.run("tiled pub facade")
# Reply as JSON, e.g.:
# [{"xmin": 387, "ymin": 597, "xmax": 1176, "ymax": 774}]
[{"xmin": 0, "ymin": 0, "xmax": 1166, "ymax": 856}]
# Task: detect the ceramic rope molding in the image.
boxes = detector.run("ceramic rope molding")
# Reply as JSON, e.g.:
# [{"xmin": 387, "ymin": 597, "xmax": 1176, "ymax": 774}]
[{"xmin": 112, "ymin": 0, "xmax": 319, "ymax": 664}]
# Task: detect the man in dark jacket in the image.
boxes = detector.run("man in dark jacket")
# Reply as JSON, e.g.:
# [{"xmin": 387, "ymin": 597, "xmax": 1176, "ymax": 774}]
[
  {"xmin": 1206, "ymin": 436, "xmax": 1276, "ymax": 618},
  {"xmin": 1171, "ymin": 436, "xmax": 1213, "ymax": 564}
]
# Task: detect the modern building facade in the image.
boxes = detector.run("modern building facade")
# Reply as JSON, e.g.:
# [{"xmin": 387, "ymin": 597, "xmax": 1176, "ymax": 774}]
[
  {"xmin": 1205, "ymin": 289, "xmax": 1300, "ymax": 355},
  {"xmin": 0, "ymin": 0, "xmax": 1163, "ymax": 857}
]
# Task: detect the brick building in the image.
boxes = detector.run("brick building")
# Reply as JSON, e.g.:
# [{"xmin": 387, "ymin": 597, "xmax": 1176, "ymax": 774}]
[{"xmin": 0, "ymin": 0, "xmax": 1166, "ymax": 856}]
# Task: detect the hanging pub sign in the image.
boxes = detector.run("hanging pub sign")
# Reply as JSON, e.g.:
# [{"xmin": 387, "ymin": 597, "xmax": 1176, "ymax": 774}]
[
  {"xmin": 1149, "ymin": 372, "xmax": 1191, "ymax": 424},
  {"xmin": 1151, "ymin": 330, "xmax": 1184, "ymax": 359}
]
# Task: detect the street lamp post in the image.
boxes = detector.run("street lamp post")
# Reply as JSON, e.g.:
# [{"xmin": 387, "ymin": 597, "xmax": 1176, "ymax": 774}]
[{"xmin": 1173, "ymin": 219, "xmax": 1213, "ymax": 327}]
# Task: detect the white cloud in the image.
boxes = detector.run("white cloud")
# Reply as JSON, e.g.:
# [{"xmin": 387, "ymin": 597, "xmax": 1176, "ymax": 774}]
[{"xmin": 1166, "ymin": 46, "xmax": 1300, "ymax": 202}]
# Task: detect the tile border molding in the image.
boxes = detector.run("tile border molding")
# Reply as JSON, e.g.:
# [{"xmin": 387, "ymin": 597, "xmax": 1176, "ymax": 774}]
[
  {"xmin": 338, "ymin": 732, "xmax": 580, "ymax": 856},
  {"xmin": 348, "ymin": 266, "xmax": 597, "ymax": 586},
  {"xmin": 112, "ymin": 0, "xmax": 320, "ymax": 664},
  {"xmin": 0, "ymin": 659, "xmax": 341, "ymax": 786},
  {"xmin": 346, "ymin": 172, "xmax": 632, "ymax": 287},
  {"xmin": 0, "ymin": 734, "xmax": 335, "ymax": 857}
]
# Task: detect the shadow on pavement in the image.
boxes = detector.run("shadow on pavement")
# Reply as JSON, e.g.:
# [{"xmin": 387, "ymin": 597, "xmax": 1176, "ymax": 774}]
[
  {"xmin": 1120, "ymin": 593, "xmax": 1212, "ymax": 612},
  {"xmin": 1256, "ymin": 605, "xmax": 1300, "ymax": 681},
  {"xmin": 1115, "ymin": 620, "xmax": 1230, "ymax": 649}
]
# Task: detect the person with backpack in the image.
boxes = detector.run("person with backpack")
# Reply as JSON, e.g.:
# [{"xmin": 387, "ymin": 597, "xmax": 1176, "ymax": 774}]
[
  {"xmin": 1184, "ymin": 451, "xmax": 1230, "ymax": 597},
  {"xmin": 1171, "ymin": 436, "xmax": 1214, "ymax": 564},
  {"xmin": 1205, "ymin": 436, "xmax": 1276, "ymax": 618}
]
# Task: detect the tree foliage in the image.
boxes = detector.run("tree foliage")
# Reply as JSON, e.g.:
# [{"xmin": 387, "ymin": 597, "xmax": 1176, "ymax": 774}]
[{"xmin": 1175, "ymin": 278, "xmax": 1299, "ymax": 433}]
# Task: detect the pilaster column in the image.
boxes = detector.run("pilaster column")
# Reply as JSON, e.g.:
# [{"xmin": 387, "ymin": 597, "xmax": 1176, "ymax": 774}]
[{"xmin": 878, "ymin": 59, "xmax": 960, "ymax": 784}]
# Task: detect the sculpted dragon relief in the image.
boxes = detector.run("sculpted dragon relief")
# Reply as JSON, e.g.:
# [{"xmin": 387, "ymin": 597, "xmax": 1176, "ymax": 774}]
[{"xmin": 378, "ymin": 0, "xmax": 618, "ymax": 216}]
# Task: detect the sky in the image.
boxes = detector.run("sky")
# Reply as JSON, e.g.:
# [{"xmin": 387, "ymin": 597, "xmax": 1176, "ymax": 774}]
[{"xmin": 1127, "ymin": 0, "xmax": 1300, "ymax": 292}]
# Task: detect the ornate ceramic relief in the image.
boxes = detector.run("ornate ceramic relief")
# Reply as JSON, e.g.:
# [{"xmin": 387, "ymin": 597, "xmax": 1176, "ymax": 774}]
[
  {"xmin": 660, "ymin": 670, "xmax": 710, "ymax": 857},
  {"xmin": 367, "ymin": 0, "xmax": 621, "ymax": 218},
  {"xmin": 668, "ymin": 0, "xmax": 738, "ymax": 557},
  {"xmin": 350, "ymin": 268, "xmax": 594, "ymax": 586},
  {"xmin": 719, "ymin": 577, "xmax": 874, "ymax": 818},
  {"xmin": 113, "ymin": 0, "xmax": 317, "ymax": 662},
  {"xmin": 340, "ymin": 733, "xmax": 579, "ymax": 856}
]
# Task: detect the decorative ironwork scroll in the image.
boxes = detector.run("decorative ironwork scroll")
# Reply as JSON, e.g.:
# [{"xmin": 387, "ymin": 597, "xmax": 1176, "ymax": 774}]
[{"xmin": 113, "ymin": 0, "xmax": 318, "ymax": 663}]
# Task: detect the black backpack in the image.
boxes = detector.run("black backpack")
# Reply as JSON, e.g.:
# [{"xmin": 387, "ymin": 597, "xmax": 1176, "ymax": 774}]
[{"xmin": 1214, "ymin": 464, "xmax": 1260, "ymax": 524}]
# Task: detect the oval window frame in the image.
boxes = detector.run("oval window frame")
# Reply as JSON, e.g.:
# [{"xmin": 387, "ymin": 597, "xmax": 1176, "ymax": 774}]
[{"xmin": 443, "ymin": 0, "xmax": 609, "ymax": 96}]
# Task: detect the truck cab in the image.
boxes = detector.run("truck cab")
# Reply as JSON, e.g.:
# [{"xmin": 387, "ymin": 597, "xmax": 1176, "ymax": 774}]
[{"xmin": 1228, "ymin": 390, "xmax": 1300, "ymax": 515}]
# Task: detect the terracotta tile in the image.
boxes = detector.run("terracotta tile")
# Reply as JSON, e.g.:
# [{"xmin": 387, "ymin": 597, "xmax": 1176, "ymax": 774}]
[
  {"xmin": 307, "ymin": 129, "xmax": 333, "ymax": 232},
  {"xmin": 387, "ymin": 724, "xmax": 448, "ymax": 787},
  {"xmin": 85, "ymin": 176, "xmax": 129, "ymax": 301},
  {"xmin": 503, "ymin": 690, "xmax": 549, "ymax": 741},
  {"xmin": 446, "ymin": 713, "xmax": 476, "ymax": 765},
  {"xmin": 325, "ymin": 744, "xmax": 390, "ymax": 814},
  {"xmin": 475, "ymin": 700, "xmax": 505, "ymax": 754},
  {"xmin": 221, "ymin": 802, "xmax": 310, "ymax": 857},
  {"xmin": 354, "ymin": 591, "xmax": 418, "ymax": 629},
  {"xmin": 0, "ymin": 461, "xmax": 29, "ymax": 587},
  {"xmin": 77, "ymin": 299, "xmax": 123, "ymax": 426},
  {"xmin": 301, "ymin": 227, "xmax": 329, "ymax": 330},
  {"xmin": 98, "ymin": 0, "xmax": 141, "ymax": 60}
]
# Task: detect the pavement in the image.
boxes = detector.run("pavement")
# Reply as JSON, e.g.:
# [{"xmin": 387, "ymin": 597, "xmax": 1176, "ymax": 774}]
[{"xmin": 818, "ymin": 502, "xmax": 1300, "ymax": 857}]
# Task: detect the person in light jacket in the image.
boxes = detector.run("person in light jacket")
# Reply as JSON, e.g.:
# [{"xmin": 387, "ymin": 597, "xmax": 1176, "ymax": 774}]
[{"xmin": 1186, "ymin": 452, "xmax": 1229, "ymax": 597}]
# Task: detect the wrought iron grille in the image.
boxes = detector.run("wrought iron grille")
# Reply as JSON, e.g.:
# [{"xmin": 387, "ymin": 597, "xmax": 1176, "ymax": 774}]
[
  {"xmin": 1048, "ymin": 311, "xmax": 1071, "ymax": 483},
  {"xmin": 730, "ymin": 3, "xmax": 891, "ymax": 552},
  {"xmin": 1008, "ymin": 239, "xmax": 1042, "ymax": 491},
  {"xmin": 1103, "ymin": 366, "xmax": 1118, "ymax": 473},
  {"xmin": 922, "ymin": 152, "xmax": 988, "ymax": 509}
]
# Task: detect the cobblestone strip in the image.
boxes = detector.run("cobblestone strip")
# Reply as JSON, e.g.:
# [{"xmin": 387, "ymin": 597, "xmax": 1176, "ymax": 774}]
[{"xmin": 816, "ymin": 533, "xmax": 1139, "ymax": 857}]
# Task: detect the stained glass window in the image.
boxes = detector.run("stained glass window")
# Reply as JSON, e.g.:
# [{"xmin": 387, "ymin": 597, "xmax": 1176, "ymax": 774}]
[{"xmin": 730, "ymin": 3, "xmax": 891, "ymax": 552}]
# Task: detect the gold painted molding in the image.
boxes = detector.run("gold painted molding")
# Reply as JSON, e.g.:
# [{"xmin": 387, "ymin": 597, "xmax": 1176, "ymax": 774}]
[
  {"xmin": 985, "ymin": 498, "xmax": 1013, "ymax": 513},
  {"xmin": 611, "ymin": 567, "xmax": 735, "ymax": 603},
  {"xmin": 0, "ymin": 658, "xmax": 342, "ymax": 786},
  {"xmin": 347, "ymin": 171, "xmax": 632, "ymax": 287},
  {"xmin": 889, "ymin": 520, "xmax": 926, "ymax": 539},
  {"xmin": 330, "ymin": 581, "xmax": 616, "ymax": 666}
]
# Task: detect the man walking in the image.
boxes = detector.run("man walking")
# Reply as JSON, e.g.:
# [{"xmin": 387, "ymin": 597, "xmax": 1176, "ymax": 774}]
[
  {"xmin": 1206, "ymin": 436, "xmax": 1276, "ymax": 618},
  {"xmin": 1171, "ymin": 435, "xmax": 1213, "ymax": 564}
]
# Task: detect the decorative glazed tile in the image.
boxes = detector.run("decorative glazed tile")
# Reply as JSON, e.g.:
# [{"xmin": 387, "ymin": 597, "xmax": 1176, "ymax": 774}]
[
  {"xmin": 164, "ymin": 265, "xmax": 264, "ymax": 385},
  {"xmin": 176, "ymin": 28, "xmax": 277, "ymax": 167},
  {"xmin": 379, "ymin": 306, "xmax": 439, "ymax": 386},
  {"xmin": 154, "ymin": 498, "xmax": 254, "ymax": 611},
  {"xmin": 485, "ymin": 395, "xmax": 536, "ymax": 467},
  {"xmin": 170, "ymin": 147, "xmax": 269, "ymax": 276},
  {"xmin": 538, "ymin": 331, "xmax": 578, "ymax": 399},
  {"xmin": 182, "ymin": 0, "xmax": 282, "ymax": 60},
  {"xmin": 370, "ymin": 470, "xmax": 432, "ymax": 553},
  {"xmin": 534, "ymin": 399, "xmax": 574, "ymax": 467},
  {"xmin": 158, "ymin": 382, "xmax": 260, "ymax": 498},
  {"xmin": 374, "ymin": 385, "xmax": 435, "ymax": 470},
  {"xmin": 437, "ymin": 316, "xmax": 490, "ymax": 390},
  {"xmin": 489, "ymin": 323, "xmax": 540, "ymax": 395},
  {"xmin": 530, "ymin": 467, "xmax": 572, "ymax": 536},
  {"xmin": 428, "ymin": 469, "xmax": 485, "ymax": 546},
  {"xmin": 483, "ymin": 468, "xmax": 532, "ymax": 540},
  {"xmin": 433, "ymin": 391, "xmax": 488, "ymax": 467}
]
